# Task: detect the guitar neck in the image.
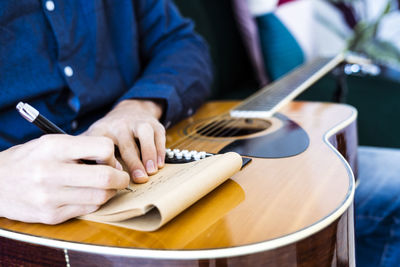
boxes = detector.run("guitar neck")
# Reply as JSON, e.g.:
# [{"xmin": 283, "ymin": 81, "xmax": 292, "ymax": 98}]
[{"xmin": 230, "ymin": 53, "xmax": 345, "ymax": 118}]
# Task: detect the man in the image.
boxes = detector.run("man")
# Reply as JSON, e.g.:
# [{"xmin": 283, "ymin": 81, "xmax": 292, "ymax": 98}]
[{"xmin": 0, "ymin": 0, "xmax": 212, "ymax": 224}]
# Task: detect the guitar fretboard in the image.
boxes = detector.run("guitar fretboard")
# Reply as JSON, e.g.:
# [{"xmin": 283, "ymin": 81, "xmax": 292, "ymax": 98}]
[{"xmin": 230, "ymin": 54, "xmax": 344, "ymax": 118}]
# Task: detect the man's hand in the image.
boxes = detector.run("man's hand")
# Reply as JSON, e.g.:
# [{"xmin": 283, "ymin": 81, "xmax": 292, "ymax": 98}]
[
  {"xmin": 0, "ymin": 135, "xmax": 129, "ymax": 224},
  {"xmin": 83, "ymin": 99, "xmax": 166, "ymax": 183}
]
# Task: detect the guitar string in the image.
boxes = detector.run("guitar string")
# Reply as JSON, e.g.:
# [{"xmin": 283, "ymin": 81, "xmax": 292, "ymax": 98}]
[
  {"xmin": 166, "ymin": 111, "xmax": 239, "ymax": 151},
  {"xmin": 188, "ymin": 116, "xmax": 234, "ymax": 142},
  {"xmin": 171, "ymin": 112, "xmax": 272, "ymax": 153},
  {"xmin": 168, "ymin": 102, "xmax": 271, "ymax": 151},
  {"xmin": 193, "ymin": 118, "xmax": 245, "ymax": 152},
  {"xmin": 203, "ymin": 99, "xmax": 285, "ymax": 142},
  {"xmin": 217, "ymin": 121, "xmax": 251, "ymax": 141},
  {"xmin": 168, "ymin": 113, "xmax": 233, "ymax": 150},
  {"xmin": 207, "ymin": 118, "xmax": 244, "ymax": 139},
  {"xmin": 166, "ymin": 102, "xmax": 252, "ymax": 150},
  {"xmin": 166, "ymin": 113, "xmax": 226, "ymax": 150},
  {"xmin": 171, "ymin": 106, "xmax": 253, "ymax": 150},
  {"xmin": 166, "ymin": 101, "xmax": 261, "ymax": 151},
  {"xmin": 171, "ymin": 100, "xmax": 253, "ymax": 150},
  {"xmin": 190, "ymin": 118, "xmax": 239, "ymax": 151},
  {"xmin": 169, "ymin": 114, "xmax": 248, "ymax": 153},
  {"xmin": 169, "ymin": 113, "xmax": 231, "ymax": 149}
]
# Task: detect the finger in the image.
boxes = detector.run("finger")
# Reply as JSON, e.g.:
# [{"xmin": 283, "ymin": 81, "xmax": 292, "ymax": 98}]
[
  {"xmin": 77, "ymin": 136, "xmax": 120, "ymax": 169},
  {"xmin": 39, "ymin": 135, "xmax": 119, "ymax": 169},
  {"xmin": 38, "ymin": 205, "xmax": 99, "ymax": 225},
  {"xmin": 154, "ymin": 124, "xmax": 166, "ymax": 168},
  {"xmin": 48, "ymin": 188, "xmax": 117, "ymax": 207},
  {"xmin": 79, "ymin": 131, "xmax": 123, "ymax": 171},
  {"xmin": 134, "ymin": 123, "xmax": 158, "ymax": 175},
  {"xmin": 80, "ymin": 125, "xmax": 107, "ymax": 137},
  {"xmin": 47, "ymin": 164, "xmax": 130, "ymax": 189},
  {"xmin": 116, "ymin": 130, "xmax": 149, "ymax": 183}
]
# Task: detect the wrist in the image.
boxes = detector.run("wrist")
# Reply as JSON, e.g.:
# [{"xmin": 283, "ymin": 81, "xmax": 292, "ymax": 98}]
[{"xmin": 117, "ymin": 99, "xmax": 164, "ymax": 120}]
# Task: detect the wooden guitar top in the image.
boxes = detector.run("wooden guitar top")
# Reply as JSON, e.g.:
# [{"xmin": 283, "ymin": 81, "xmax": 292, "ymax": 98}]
[{"xmin": 0, "ymin": 101, "xmax": 356, "ymax": 260}]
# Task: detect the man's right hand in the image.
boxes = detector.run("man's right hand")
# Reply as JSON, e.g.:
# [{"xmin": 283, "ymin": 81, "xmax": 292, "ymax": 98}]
[{"xmin": 0, "ymin": 134, "xmax": 129, "ymax": 224}]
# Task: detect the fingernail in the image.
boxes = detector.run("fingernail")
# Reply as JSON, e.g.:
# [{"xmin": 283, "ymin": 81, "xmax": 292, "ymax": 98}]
[
  {"xmin": 158, "ymin": 156, "xmax": 164, "ymax": 167},
  {"xmin": 133, "ymin": 169, "xmax": 147, "ymax": 178},
  {"xmin": 146, "ymin": 160, "xmax": 156, "ymax": 173},
  {"xmin": 116, "ymin": 161, "xmax": 123, "ymax": 171}
]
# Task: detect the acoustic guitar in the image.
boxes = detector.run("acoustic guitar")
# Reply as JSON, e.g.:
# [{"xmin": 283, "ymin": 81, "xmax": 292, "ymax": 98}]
[{"xmin": 0, "ymin": 54, "xmax": 357, "ymax": 266}]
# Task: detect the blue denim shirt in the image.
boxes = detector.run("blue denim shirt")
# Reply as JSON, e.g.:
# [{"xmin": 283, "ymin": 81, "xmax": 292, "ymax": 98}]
[{"xmin": 0, "ymin": 0, "xmax": 212, "ymax": 150}]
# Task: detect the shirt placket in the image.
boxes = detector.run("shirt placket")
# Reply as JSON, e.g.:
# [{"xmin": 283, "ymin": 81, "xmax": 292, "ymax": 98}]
[{"xmin": 41, "ymin": 0, "xmax": 82, "ymax": 130}]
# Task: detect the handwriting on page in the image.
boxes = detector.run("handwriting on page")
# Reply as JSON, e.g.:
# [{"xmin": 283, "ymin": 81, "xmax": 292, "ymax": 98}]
[
  {"xmin": 81, "ymin": 152, "xmax": 242, "ymax": 231},
  {"xmin": 125, "ymin": 160, "xmax": 202, "ymax": 198}
]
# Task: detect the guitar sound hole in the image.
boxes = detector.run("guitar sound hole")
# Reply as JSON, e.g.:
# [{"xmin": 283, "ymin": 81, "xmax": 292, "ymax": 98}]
[{"xmin": 195, "ymin": 118, "xmax": 271, "ymax": 138}]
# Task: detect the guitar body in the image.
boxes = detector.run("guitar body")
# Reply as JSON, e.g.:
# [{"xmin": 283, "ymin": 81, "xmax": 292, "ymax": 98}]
[{"xmin": 0, "ymin": 101, "xmax": 357, "ymax": 266}]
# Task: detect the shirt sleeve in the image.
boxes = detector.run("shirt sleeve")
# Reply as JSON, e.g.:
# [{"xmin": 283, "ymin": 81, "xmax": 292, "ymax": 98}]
[{"xmin": 118, "ymin": 0, "xmax": 213, "ymax": 128}]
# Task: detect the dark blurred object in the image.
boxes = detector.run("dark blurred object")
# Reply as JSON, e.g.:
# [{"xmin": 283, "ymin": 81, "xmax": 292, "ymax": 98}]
[
  {"xmin": 173, "ymin": 0, "xmax": 400, "ymax": 148},
  {"xmin": 331, "ymin": 2, "xmax": 357, "ymax": 28},
  {"xmin": 297, "ymin": 61, "xmax": 400, "ymax": 148},
  {"xmin": 174, "ymin": 0, "xmax": 259, "ymax": 100}
]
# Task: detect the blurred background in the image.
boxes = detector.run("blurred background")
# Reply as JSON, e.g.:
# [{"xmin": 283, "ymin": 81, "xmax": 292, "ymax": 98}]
[{"xmin": 174, "ymin": 0, "xmax": 400, "ymax": 148}]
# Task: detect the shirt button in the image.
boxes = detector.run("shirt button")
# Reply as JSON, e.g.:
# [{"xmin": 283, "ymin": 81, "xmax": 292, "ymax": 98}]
[
  {"xmin": 187, "ymin": 108, "xmax": 193, "ymax": 116},
  {"xmin": 64, "ymin": 66, "xmax": 74, "ymax": 77},
  {"xmin": 45, "ymin": 1, "xmax": 55, "ymax": 11},
  {"xmin": 71, "ymin": 120, "xmax": 78, "ymax": 131}
]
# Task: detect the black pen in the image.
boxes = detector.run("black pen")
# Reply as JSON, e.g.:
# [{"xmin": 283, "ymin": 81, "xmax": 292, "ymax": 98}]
[
  {"xmin": 16, "ymin": 102, "xmax": 66, "ymax": 134},
  {"xmin": 16, "ymin": 102, "xmax": 133, "ymax": 192},
  {"xmin": 16, "ymin": 102, "xmax": 99, "ymax": 166}
]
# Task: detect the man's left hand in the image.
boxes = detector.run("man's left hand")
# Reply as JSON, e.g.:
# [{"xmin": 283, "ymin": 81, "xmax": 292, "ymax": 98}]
[{"xmin": 84, "ymin": 99, "xmax": 165, "ymax": 183}]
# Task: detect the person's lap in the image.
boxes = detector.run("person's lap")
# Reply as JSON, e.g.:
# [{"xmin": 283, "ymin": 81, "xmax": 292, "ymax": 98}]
[{"xmin": 355, "ymin": 146, "xmax": 400, "ymax": 267}]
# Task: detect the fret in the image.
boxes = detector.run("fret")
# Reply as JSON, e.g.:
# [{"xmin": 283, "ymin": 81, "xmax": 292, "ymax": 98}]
[{"xmin": 230, "ymin": 53, "xmax": 345, "ymax": 118}]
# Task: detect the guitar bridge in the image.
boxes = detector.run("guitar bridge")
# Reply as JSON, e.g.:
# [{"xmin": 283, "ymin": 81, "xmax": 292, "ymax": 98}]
[
  {"xmin": 165, "ymin": 148, "xmax": 252, "ymax": 169},
  {"xmin": 165, "ymin": 148, "xmax": 213, "ymax": 164}
]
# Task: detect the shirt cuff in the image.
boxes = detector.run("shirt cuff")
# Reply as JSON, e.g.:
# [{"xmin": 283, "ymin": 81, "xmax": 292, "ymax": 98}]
[{"xmin": 117, "ymin": 83, "xmax": 182, "ymax": 128}]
